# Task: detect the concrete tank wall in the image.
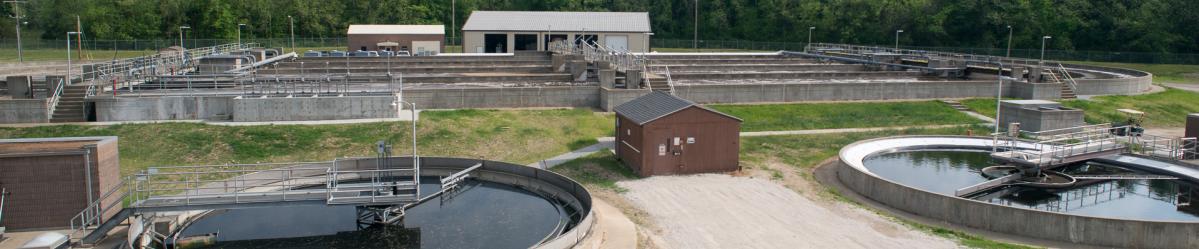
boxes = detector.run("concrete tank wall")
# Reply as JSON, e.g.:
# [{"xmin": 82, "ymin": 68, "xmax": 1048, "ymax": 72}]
[
  {"xmin": 232, "ymin": 96, "xmax": 397, "ymax": 122},
  {"xmin": 670, "ymin": 81, "xmax": 1007, "ymax": 104},
  {"xmin": 0, "ymin": 99, "xmax": 49, "ymax": 123},
  {"xmin": 92, "ymin": 96, "xmax": 233, "ymax": 122},
  {"xmin": 835, "ymin": 137, "xmax": 1199, "ymax": 249},
  {"xmin": 401, "ymin": 86, "xmax": 599, "ymax": 109}
]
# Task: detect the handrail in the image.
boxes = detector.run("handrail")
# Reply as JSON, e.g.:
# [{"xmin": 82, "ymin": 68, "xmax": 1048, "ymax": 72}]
[
  {"xmin": 1057, "ymin": 63, "xmax": 1080, "ymax": 92},
  {"xmin": 46, "ymin": 78, "xmax": 66, "ymax": 120},
  {"xmin": 664, "ymin": 65, "xmax": 676, "ymax": 93},
  {"xmin": 1, "ymin": 187, "xmax": 7, "ymax": 225},
  {"xmin": 549, "ymin": 40, "xmax": 646, "ymax": 72}
]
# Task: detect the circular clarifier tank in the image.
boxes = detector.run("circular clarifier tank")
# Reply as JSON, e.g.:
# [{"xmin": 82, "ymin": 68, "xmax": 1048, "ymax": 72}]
[
  {"xmin": 168, "ymin": 158, "xmax": 592, "ymax": 249},
  {"xmin": 835, "ymin": 136, "xmax": 1199, "ymax": 248},
  {"xmin": 862, "ymin": 149, "xmax": 1199, "ymax": 221}
]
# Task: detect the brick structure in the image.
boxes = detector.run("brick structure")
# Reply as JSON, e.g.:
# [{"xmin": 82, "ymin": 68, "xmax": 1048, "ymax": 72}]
[
  {"xmin": 614, "ymin": 92, "xmax": 742, "ymax": 177},
  {"xmin": 0, "ymin": 137, "xmax": 120, "ymax": 230}
]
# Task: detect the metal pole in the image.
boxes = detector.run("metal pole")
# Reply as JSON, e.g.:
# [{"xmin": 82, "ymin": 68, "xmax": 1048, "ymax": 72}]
[
  {"xmin": 238, "ymin": 23, "xmax": 246, "ymax": 48},
  {"xmin": 693, "ymin": 0, "xmax": 698, "ymax": 51},
  {"xmin": 994, "ymin": 62, "xmax": 1004, "ymax": 139},
  {"xmin": 1040, "ymin": 36, "xmax": 1051, "ymax": 66},
  {"xmin": 807, "ymin": 27, "xmax": 814, "ymax": 52},
  {"xmin": 895, "ymin": 30, "xmax": 903, "ymax": 51},
  {"xmin": 67, "ymin": 32, "xmax": 78, "ymax": 83},
  {"xmin": 7, "ymin": 0, "xmax": 25, "ymax": 63},
  {"xmin": 288, "ymin": 16, "xmax": 295, "ymax": 53},
  {"xmin": 1005, "ymin": 26, "xmax": 1013, "ymax": 58},
  {"xmin": 451, "ymin": 0, "xmax": 456, "ymax": 51}
]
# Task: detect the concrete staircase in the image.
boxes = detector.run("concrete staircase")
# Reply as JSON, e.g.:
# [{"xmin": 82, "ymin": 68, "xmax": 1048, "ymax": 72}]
[
  {"xmin": 50, "ymin": 85, "xmax": 90, "ymax": 123},
  {"xmin": 941, "ymin": 100, "xmax": 971, "ymax": 112},
  {"xmin": 1059, "ymin": 83, "xmax": 1077, "ymax": 99}
]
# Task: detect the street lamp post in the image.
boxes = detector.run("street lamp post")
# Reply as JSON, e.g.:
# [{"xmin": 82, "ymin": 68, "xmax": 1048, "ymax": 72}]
[
  {"xmin": 66, "ymin": 31, "xmax": 82, "ymax": 83},
  {"xmin": 1040, "ymin": 36, "xmax": 1052, "ymax": 66},
  {"xmin": 993, "ymin": 62, "xmax": 1005, "ymax": 143},
  {"xmin": 806, "ymin": 26, "xmax": 815, "ymax": 52},
  {"xmin": 894, "ymin": 30, "xmax": 904, "ymax": 51},
  {"xmin": 7, "ymin": 0, "xmax": 26, "ymax": 63},
  {"xmin": 179, "ymin": 26, "xmax": 190, "ymax": 64},
  {"xmin": 693, "ymin": 0, "xmax": 699, "ymax": 51},
  {"xmin": 238, "ymin": 23, "xmax": 247, "ymax": 48},
  {"xmin": 1005, "ymin": 26, "xmax": 1013, "ymax": 59},
  {"xmin": 288, "ymin": 16, "xmax": 295, "ymax": 53}
]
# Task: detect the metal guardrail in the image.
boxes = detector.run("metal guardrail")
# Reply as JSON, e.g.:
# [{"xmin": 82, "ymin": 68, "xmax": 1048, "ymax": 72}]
[
  {"xmin": 992, "ymin": 124, "xmax": 1130, "ymax": 167},
  {"xmin": 68, "ymin": 160, "xmax": 421, "ymax": 242},
  {"xmin": 45, "ymin": 78, "xmax": 65, "ymax": 120},
  {"xmin": 83, "ymin": 43, "xmax": 253, "ymax": 97},
  {"xmin": 807, "ymin": 43, "xmax": 1060, "ymax": 68},
  {"xmin": 549, "ymin": 40, "xmax": 646, "ymax": 72}
]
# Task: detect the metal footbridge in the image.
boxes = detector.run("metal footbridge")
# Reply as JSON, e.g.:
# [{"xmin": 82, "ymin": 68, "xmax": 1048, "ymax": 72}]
[{"xmin": 67, "ymin": 157, "xmax": 472, "ymax": 245}]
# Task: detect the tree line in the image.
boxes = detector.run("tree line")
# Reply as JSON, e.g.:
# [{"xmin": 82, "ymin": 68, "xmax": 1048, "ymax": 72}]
[{"xmin": 1, "ymin": 0, "xmax": 1196, "ymax": 53}]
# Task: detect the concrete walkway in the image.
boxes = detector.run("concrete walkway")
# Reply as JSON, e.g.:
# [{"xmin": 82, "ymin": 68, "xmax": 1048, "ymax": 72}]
[
  {"xmin": 573, "ymin": 199, "xmax": 639, "ymax": 249},
  {"xmin": 528, "ymin": 137, "xmax": 615, "ymax": 169}
]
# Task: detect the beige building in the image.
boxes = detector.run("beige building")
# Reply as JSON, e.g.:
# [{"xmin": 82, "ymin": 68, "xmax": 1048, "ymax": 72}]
[
  {"xmin": 461, "ymin": 11, "xmax": 652, "ymax": 53},
  {"xmin": 347, "ymin": 25, "xmax": 445, "ymax": 55}
]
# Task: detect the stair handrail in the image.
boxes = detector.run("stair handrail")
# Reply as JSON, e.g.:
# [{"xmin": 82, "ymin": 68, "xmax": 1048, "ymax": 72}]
[
  {"xmin": 1057, "ymin": 63, "xmax": 1079, "ymax": 93},
  {"xmin": 46, "ymin": 78, "xmax": 66, "ymax": 120},
  {"xmin": 1, "ymin": 187, "xmax": 7, "ymax": 225},
  {"xmin": 664, "ymin": 65, "xmax": 676, "ymax": 94}
]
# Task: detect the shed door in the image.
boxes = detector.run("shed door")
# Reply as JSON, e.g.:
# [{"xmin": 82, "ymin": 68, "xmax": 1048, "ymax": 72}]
[{"xmin": 605, "ymin": 35, "xmax": 629, "ymax": 51}]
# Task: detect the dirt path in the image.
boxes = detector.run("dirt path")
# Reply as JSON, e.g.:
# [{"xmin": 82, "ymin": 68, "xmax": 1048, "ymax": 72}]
[{"xmin": 617, "ymin": 174, "xmax": 958, "ymax": 249}]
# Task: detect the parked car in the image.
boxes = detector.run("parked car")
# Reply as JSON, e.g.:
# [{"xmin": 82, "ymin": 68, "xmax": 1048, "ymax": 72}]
[
  {"xmin": 303, "ymin": 50, "xmax": 323, "ymax": 57},
  {"xmin": 351, "ymin": 50, "xmax": 379, "ymax": 57},
  {"xmin": 395, "ymin": 51, "xmax": 412, "ymax": 56},
  {"xmin": 328, "ymin": 50, "xmax": 347, "ymax": 57},
  {"xmin": 379, "ymin": 50, "xmax": 395, "ymax": 57}
]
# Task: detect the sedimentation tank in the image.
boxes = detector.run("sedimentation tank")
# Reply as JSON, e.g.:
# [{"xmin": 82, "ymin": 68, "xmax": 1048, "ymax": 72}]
[
  {"xmin": 155, "ymin": 157, "xmax": 593, "ymax": 249},
  {"xmin": 835, "ymin": 136, "xmax": 1199, "ymax": 248}
]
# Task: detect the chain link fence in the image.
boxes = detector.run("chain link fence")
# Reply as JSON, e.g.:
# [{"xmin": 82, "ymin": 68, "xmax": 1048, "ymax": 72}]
[
  {"xmin": 2, "ymin": 37, "xmax": 1193, "ymax": 64},
  {"xmin": 651, "ymin": 39, "xmax": 1199, "ymax": 65}
]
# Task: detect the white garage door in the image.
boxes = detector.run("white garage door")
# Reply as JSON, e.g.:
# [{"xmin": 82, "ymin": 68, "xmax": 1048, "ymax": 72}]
[{"xmin": 605, "ymin": 35, "xmax": 629, "ymax": 51}]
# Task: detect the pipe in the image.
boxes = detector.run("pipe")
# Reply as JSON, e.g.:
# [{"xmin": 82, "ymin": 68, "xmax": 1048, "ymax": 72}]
[{"xmin": 85, "ymin": 148, "xmax": 95, "ymax": 209}]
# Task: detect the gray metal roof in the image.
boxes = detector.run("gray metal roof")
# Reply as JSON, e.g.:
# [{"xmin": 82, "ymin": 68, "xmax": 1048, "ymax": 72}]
[
  {"xmin": 462, "ymin": 11, "xmax": 651, "ymax": 33},
  {"xmin": 615, "ymin": 91, "xmax": 741, "ymax": 125}
]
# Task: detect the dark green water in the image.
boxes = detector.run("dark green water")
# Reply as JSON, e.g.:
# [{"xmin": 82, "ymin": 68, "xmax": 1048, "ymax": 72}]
[
  {"xmin": 175, "ymin": 177, "xmax": 568, "ymax": 249},
  {"xmin": 863, "ymin": 150, "xmax": 1199, "ymax": 221}
]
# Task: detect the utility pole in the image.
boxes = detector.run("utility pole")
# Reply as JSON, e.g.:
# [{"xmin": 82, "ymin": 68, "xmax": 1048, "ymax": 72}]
[
  {"xmin": 76, "ymin": 15, "xmax": 83, "ymax": 60},
  {"xmin": 451, "ymin": 0, "xmax": 456, "ymax": 51},
  {"xmin": 5, "ymin": 0, "xmax": 25, "ymax": 63},
  {"xmin": 693, "ymin": 0, "xmax": 699, "ymax": 51},
  {"xmin": 288, "ymin": 16, "xmax": 295, "ymax": 53}
]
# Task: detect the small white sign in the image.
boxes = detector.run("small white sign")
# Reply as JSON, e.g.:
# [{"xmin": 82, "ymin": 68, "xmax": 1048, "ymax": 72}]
[
  {"xmin": 673, "ymin": 137, "xmax": 681, "ymax": 146},
  {"xmin": 659, "ymin": 144, "xmax": 667, "ymax": 156},
  {"xmin": 687, "ymin": 137, "xmax": 696, "ymax": 144}
]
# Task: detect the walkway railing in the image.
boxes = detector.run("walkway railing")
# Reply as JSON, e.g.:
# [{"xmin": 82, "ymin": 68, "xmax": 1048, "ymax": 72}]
[
  {"xmin": 45, "ymin": 78, "xmax": 65, "ymax": 120},
  {"xmin": 549, "ymin": 40, "xmax": 646, "ymax": 72},
  {"xmin": 83, "ymin": 43, "xmax": 253, "ymax": 97},
  {"xmin": 68, "ymin": 160, "xmax": 420, "ymax": 243},
  {"xmin": 992, "ymin": 124, "xmax": 1130, "ymax": 167}
]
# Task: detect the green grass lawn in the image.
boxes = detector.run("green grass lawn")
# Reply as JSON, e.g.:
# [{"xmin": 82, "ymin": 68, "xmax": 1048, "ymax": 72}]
[
  {"xmin": 1069, "ymin": 61, "xmax": 1199, "ymax": 84},
  {"xmin": 707, "ymin": 101, "xmax": 979, "ymax": 132},
  {"xmin": 0, "ymin": 108, "xmax": 613, "ymax": 175},
  {"xmin": 961, "ymin": 88, "xmax": 1199, "ymax": 127},
  {"xmin": 549, "ymin": 150, "xmax": 637, "ymax": 193}
]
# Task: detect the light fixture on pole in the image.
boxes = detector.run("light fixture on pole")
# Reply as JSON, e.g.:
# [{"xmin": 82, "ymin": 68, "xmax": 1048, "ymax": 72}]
[
  {"xmin": 1005, "ymin": 25, "xmax": 1013, "ymax": 59},
  {"xmin": 806, "ymin": 26, "xmax": 815, "ymax": 52},
  {"xmin": 66, "ymin": 31, "xmax": 82, "ymax": 83},
  {"xmin": 237, "ymin": 23, "xmax": 247, "ymax": 48},
  {"xmin": 895, "ymin": 30, "xmax": 904, "ymax": 51},
  {"xmin": 6, "ymin": 0, "xmax": 27, "ymax": 63},
  {"xmin": 288, "ymin": 16, "xmax": 295, "ymax": 53},
  {"xmin": 1040, "ymin": 35, "xmax": 1052, "ymax": 66}
]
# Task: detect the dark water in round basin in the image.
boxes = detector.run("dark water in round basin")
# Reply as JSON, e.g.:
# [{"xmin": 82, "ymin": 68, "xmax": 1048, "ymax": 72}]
[
  {"xmin": 176, "ymin": 177, "xmax": 567, "ymax": 249},
  {"xmin": 863, "ymin": 150, "xmax": 1199, "ymax": 222}
]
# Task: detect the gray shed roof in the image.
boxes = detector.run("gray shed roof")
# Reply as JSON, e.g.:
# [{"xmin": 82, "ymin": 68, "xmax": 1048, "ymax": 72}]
[
  {"xmin": 462, "ymin": 11, "xmax": 651, "ymax": 33},
  {"xmin": 614, "ymin": 91, "xmax": 741, "ymax": 125}
]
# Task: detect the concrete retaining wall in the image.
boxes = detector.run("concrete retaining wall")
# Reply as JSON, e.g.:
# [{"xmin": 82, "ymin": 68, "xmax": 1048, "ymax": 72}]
[
  {"xmin": 233, "ymin": 96, "xmax": 396, "ymax": 122},
  {"xmin": 0, "ymin": 99, "xmax": 48, "ymax": 123},
  {"xmin": 1064, "ymin": 63, "xmax": 1154, "ymax": 96},
  {"xmin": 836, "ymin": 137, "xmax": 1199, "ymax": 248},
  {"xmin": 1007, "ymin": 81, "xmax": 1062, "ymax": 100},
  {"xmin": 670, "ymin": 81, "xmax": 1006, "ymax": 104},
  {"xmin": 599, "ymin": 87, "xmax": 652, "ymax": 111},
  {"xmin": 93, "ymin": 96, "xmax": 233, "ymax": 122},
  {"xmin": 401, "ymin": 86, "xmax": 599, "ymax": 109}
]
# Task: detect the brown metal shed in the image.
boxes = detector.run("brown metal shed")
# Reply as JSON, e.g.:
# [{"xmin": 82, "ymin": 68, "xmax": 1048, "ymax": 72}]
[{"xmin": 614, "ymin": 92, "xmax": 742, "ymax": 177}]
